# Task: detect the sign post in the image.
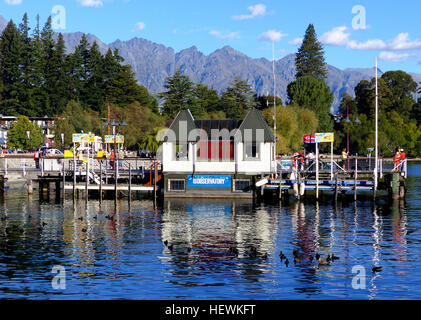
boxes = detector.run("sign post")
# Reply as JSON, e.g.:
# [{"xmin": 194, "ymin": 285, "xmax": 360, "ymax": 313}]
[{"xmin": 314, "ymin": 133, "xmax": 335, "ymax": 198}]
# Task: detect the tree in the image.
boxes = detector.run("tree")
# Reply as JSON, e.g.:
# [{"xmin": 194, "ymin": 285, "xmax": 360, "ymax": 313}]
[
  {"xmin": 159, "ymin": 69, "xmax": 199, "ymax": 118},
  {"xmin": 263, "ymin": 106, "xmax": 318, "ymax": 154},
  {"xmin": 287, "ymin": 75, "xmax": 333, "ymax": 131},
  {"xmin": 7, "ymin": 115, "xmax": 44, "ymax": 149},
  {"xmin": 0, "ymin": 20, "xmax": 24, "ymax": 115},
  {"xmin": 256, "ymin": 94, "xmax": 283, "ymax": 111},
  {"xmin": 193, "ymin": 83, "xmax": 220, "ymax": 116},
  {"xmin": 381, "ymin": 70, "xmax": 417, "ymax": 120},
  {"xmin": 295, "ymin": 24, "xmax": 328, "ymax": 80},
  {"xmin": 220, "ymin": 76, "xmax": 258, "ymax": 119}
]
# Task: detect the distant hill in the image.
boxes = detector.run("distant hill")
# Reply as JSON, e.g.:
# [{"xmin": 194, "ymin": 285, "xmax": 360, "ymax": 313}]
[{"xmin": 1, "ymin": 15, "xmax": 420, "ymax": 112}]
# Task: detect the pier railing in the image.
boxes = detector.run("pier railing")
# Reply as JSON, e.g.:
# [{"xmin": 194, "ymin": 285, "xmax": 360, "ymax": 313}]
[{"xmin": 277, "ymin": 156, "xmax": 408, "ymax": 181}]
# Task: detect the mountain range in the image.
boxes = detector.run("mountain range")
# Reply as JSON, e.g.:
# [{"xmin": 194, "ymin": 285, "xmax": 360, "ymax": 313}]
[{"xmin": 1, "ymin": 15, "xmax": 421, "ymax": 112}]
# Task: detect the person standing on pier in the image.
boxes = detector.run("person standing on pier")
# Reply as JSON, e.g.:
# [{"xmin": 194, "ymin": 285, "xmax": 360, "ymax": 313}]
[
  {"xmin": 34, "ymin": 149, "xmax": 40, "ymax": 169},
  {"xmin": 393, "ymin": 148, "xmax": 401, "ymax": 172},
  {"xmin": 341, "ymin": 148, "xmax": 349, "ymax": 171},
  {"xmin": 399, "ymin": 149, "xmax": 406, "ymax": 172}
]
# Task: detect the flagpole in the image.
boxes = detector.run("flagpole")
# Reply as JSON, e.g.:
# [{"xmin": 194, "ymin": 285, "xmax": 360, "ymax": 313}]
[
  {"xmin": 273, "ymin": 40, "xmax": 277, "ymax": 177},
  {"xmin": 374, "ymin": 57, "xmax": 379, "ymax": 193}
]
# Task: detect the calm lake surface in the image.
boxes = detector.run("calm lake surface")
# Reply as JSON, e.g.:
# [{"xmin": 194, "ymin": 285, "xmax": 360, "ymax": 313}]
[{"xmin": 0, "ymin": 163, "xmax": 420, "ymax": 300}]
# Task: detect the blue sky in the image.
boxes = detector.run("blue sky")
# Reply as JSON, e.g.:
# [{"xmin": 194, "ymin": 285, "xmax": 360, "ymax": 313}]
[{"xmin": 1, "ymin": 0, "xmax": 421, "ymax": 74}]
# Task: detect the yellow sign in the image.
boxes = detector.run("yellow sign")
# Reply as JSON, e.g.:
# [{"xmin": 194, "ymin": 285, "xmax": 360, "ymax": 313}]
[
  {"xmin": 72, "ymin": 133, "xmax": 95, "ymax": 143},
  {"xmin": 105, "ymin": 135, "xmax": 124, "ymax": 144},
  {"xmin": 315, "ymin": 132, "xmax": 334, "ymax": 143}
]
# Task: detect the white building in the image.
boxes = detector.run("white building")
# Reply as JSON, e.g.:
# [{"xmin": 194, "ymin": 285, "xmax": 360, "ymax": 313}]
[{"xmin": 161, "ymin": 108, "xmax": 276, "ymax": 198}]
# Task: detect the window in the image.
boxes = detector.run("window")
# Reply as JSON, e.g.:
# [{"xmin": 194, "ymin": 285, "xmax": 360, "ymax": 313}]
[
  {"xmin": 175, "ymin": 144, "xmax": 189, "ymax": 161},
  {"xmin": 234, "ymin": 180, "xmax": 251, "ymax": 193},
  {"xmin": 168, "ymin": 179, "xmax": 185, "ymax": 192},
  {"xmin": 244, "ymin": 142, "xmax": 260, "ymax": 160}
]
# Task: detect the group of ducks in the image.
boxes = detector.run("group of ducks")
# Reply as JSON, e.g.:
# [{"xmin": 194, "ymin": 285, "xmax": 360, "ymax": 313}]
[
  {"xmin": 279, "ymin": 249, "xmax": 340, "ymax": 268},
  {"xmin": 163, "ymin": 241, "xmax": 384, "ymax": 274}
]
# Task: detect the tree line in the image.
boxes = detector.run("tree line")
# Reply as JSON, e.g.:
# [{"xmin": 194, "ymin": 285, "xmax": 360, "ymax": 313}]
[{"xmin": 1, "ymin": 16, "xmax": 420, "ymax": 156}]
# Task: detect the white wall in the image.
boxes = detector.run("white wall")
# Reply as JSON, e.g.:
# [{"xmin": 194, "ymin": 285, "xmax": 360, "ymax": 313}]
[{"xmin": 162, "ymin": 141, "xmax": 276, "ymax": 174}]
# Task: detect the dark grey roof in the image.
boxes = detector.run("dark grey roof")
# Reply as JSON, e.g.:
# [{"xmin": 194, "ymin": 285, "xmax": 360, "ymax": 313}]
[
  {"xmin": 162, "ymin": 108, "xmax": 275, "ymax": 143},
  {"xmin": 235, "ymin": 108, "xmax": 276, "ymax": 142},
  {"xmin": 194, "ymin": 120, "xmax": 242, "ymax": 140}
]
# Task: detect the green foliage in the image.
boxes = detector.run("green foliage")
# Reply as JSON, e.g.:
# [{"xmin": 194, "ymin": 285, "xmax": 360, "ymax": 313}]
[
  {"xmin": 159, "ymin": 69, "xmax": 200, "ymax": 119},
  {"xmin": 7, "ymin": 115, "xmax": 44, "ymax": 149},
  {"xmin": 287, "ymin": 75, "xmax": 333, "ymax": 131},
  {"xmin": 334, "ymin": 70, "xmax": 421, "ymax": 157},
  {"xmin": 295, "ymin": 24, "xmax": 328, "ymax": 80},
  {"xmin": 220, "ymin": 76, "xmax": 258, "ymax": 119},
  {"xmin": 263, "ymin": 106, "xmax": 318, "ymax": 154},
  {"xmin": 256, "ymin": 94, "xmax": 283, "ymax": 111}
]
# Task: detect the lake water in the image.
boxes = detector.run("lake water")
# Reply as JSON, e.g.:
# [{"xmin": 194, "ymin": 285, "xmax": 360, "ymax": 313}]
[{"xmin": 0, "ymin": 163, "xmax": 420, "ymax": 300}]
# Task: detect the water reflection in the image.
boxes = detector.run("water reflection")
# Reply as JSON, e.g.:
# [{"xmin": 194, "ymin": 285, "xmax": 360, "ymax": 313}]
[{"xmin": 0, "ymin": 167, "xmax": 418, "ymax": 300}]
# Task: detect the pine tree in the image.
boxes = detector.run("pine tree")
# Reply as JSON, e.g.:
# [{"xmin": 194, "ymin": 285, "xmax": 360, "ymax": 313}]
[
  {"xmin": 84, "ymin": 41, "xmax": 104, "ymax": 111},
  {"xmin": 295, "ymin": 24, "xmax": 328, "ymax": 80},
  {"xmin": 45, "ymin": 33, "xmax": 68, "ymax": 115},
  {"xmin": 0, "ymin": 20, "xmax": 24, "ymax": 115},
  {"xmin": 159, "ymin": 69, "xmax": 199, "ymax": 118},
  {"xmin": 220, "ymin": 77, "xmax": 258, "ymax": 119}
]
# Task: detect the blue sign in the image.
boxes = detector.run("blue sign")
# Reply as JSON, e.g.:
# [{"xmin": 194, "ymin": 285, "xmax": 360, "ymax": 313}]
[{"xmin": 187, "ymin": 175, "xmax": 231, "ymax": 188}]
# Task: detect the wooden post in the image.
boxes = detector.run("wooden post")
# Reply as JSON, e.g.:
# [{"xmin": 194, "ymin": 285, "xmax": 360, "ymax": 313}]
[
  {"xmin": 85, "ymin": 159, "xmax": 89, "ymax": 199},
  {"xmin": 73, "ymin": 158, "xmax": 76, "ymax": 200},
  {"xmin": 334, "ymin": 173, "xmax": 338, "ymax": 202},
  {"xmin": 115, "ymin": 155, "xmax": 118, "ymax": 201},
  {"xmin": 154, "ymin": 161, "xmax": 157, "ymax": 200},
  {"xmin": 100, "ymin": 160, "xmax": 103, "ymax": 202},
  {"xmin": 354, "ymin": 157, "xmax": 358, "ymax": 201},
  {"xmin": 316, "ymin": 142, "xmax": 319, "ymax": 200},
  {"xmin": 62, "ymin": 161, "xmax": 65, "ymax": 202},
  {"xmin": 128, "ymin": 163, "xmax": 132, "ymax": 202}
]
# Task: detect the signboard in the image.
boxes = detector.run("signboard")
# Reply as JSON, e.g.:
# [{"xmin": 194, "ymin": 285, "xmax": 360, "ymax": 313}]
[
  {"xmin": 304, "ymin": 135, "xmax": 315, "ymax": 144},
  {"xmin": 187, "ymin": 175, "xmax": 231, "ymax": 188},
  {"xmin": 72, "ymin": 133, "xmax": 95, "ymax": 143},
  {"xmin": 315, "ymin": 132, "xmax": 334, "ymax": 143},
  {"xmin": 105, "ymin": 135, "xmax": 125, "ymax": 144}
]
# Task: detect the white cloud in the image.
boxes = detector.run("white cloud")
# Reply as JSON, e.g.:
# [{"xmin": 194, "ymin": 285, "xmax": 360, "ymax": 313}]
[
  {"xmin": 258, "ymin": 30, "xmax": 287, "ymax": 42},
  {"xmin": 78, "ymin": 0, "xmax": 103, "ymax": 7},
  {"xmin": 5, "ymin": 0, "xmax": 22, "ymax": 4},
  {"xmin": 379, "ymin": 51, "xmax": 420, "ymax": 62},
  {"xmin": 320, "ymin": 27, "xmax": 421, "ymax": 52},
  {"xmin": 320, "ymin": 26, "xmax": 350, "ymax": 46},
  {"xmin": 209, "ymin": 30, "xmax": 240, "ymax": 40},
  {"xmin": 132, "ymin": 22, "xmax": 145, "ymax": 32},
  {"xmin": 289, "ymin": 38, "xmax": 303, "ymax": 46},
  {"xmin": 233, "ymin": 4, "xmax": 267, "ymax": 20}
]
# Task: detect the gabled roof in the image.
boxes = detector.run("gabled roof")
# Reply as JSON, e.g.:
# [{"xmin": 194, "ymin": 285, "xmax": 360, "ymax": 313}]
[
  {"xmin": 161, "ymin": 109, "xmax": 196, "ymax": 143},
  {"xmin": 162, "ymin": 108, "xmax": 275, "ymax": 143},
  {"xmin": 235, "ymin": 108, "xmax": 276, "ymax": 143}
]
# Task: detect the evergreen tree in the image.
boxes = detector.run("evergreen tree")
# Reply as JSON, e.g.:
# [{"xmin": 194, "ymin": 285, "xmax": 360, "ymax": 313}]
[
  {"xmin": 220, "ymin": 76, "xmax": 258, "ymax": 119},
  {"xmin": 287, "ymin": 75, "xmax": 333, "ymax": 131},
  {"xmin": 84, "ymin": 41, "xmax": 105, "ymax": 111},
  {"xmin": 159, "ymin": 69, "xmax": 199, "ymax": 118},
  {"xmin": 295, "ymin": 24, "xmax": 328, "ymax": 80},
  {"xmin": 46, "ymin": 33, "xmax": 68, "ymax": 115},
  {"xmin": 193, "ymin": 83, "xmax": 220, "ymax": 115},
  {"xmin": 0, "ymin": 20, "xmax": 24, "ymax": 115}
]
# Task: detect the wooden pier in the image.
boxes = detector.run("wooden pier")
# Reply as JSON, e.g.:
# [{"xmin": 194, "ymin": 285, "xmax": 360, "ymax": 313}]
[{"xmin": 261, "ymin": 156, "xmax": 407, "ymax": 201}]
